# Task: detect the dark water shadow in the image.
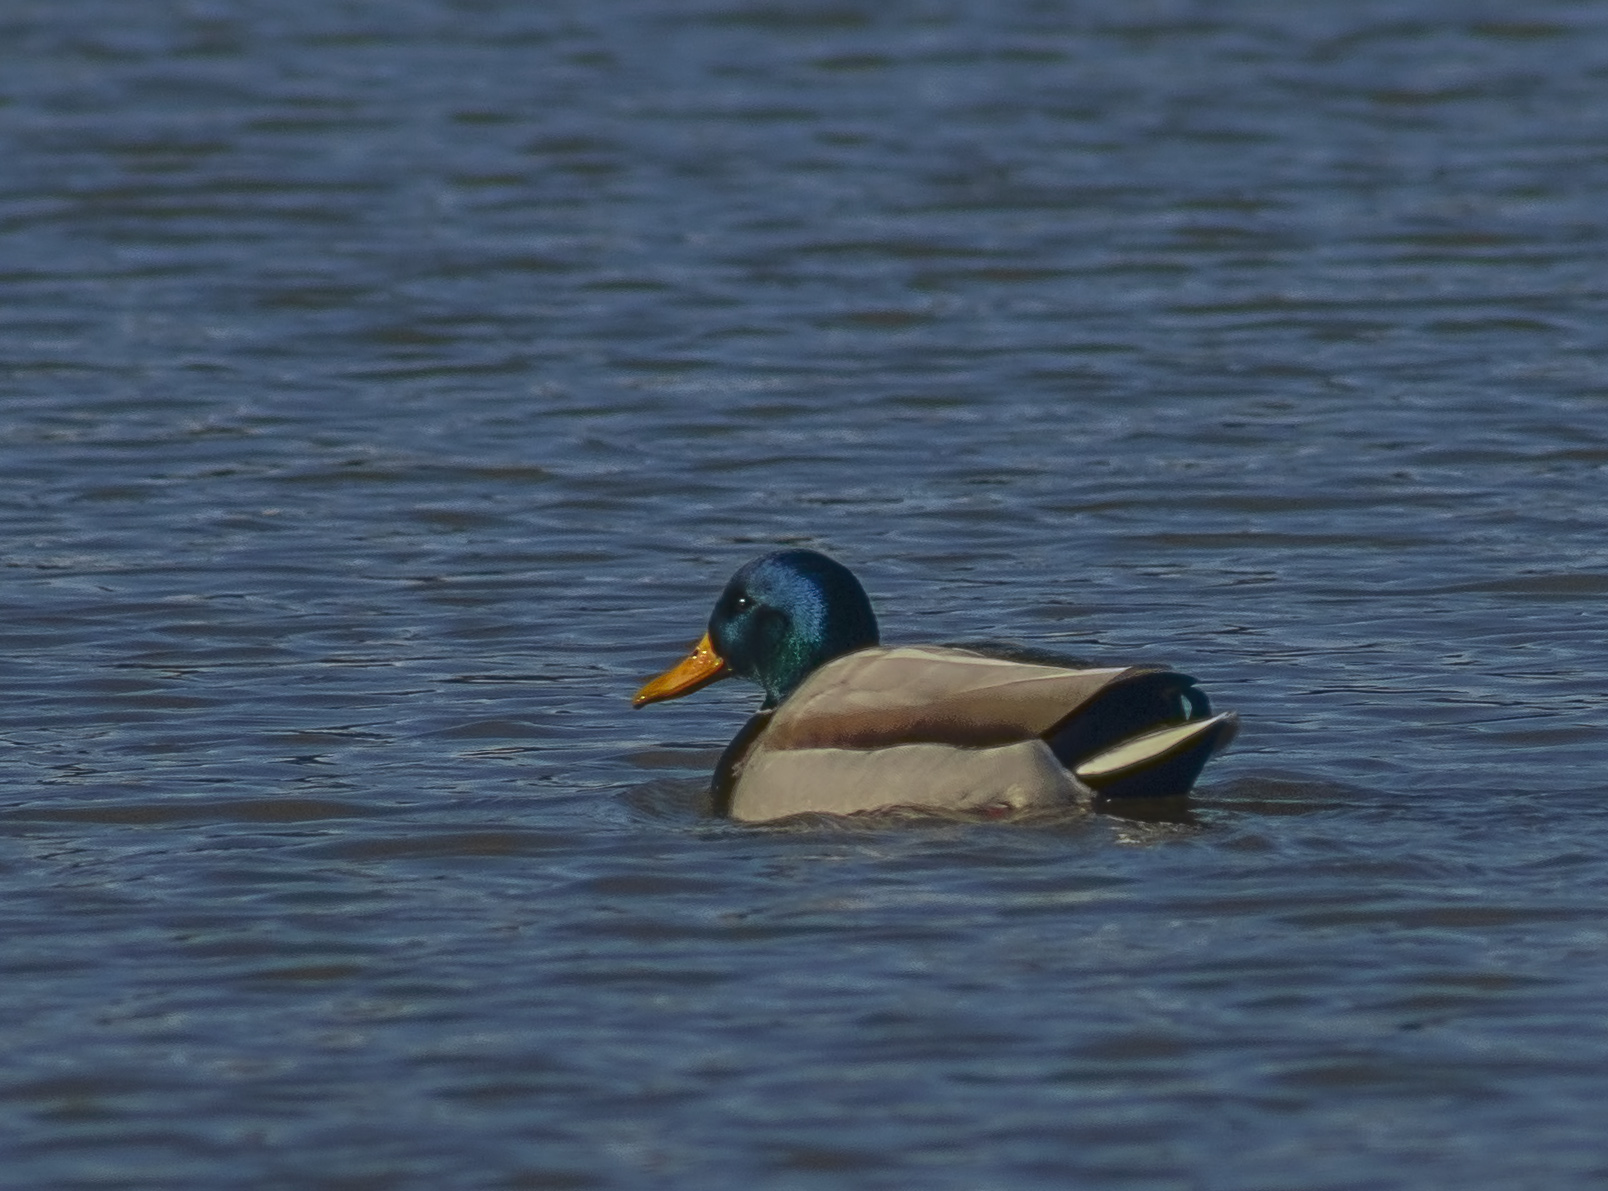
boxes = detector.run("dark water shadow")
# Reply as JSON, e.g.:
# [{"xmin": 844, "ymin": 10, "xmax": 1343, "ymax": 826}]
[
  {"xmin": 619, "ymin": 776, "xmax": 716, "ymax": 823},
  {"xmin": 0, "ymin": 796, "xmax": 380, "ymax": 826},
  {"xmin": 1198, "ymin": 770, "xmax": 1383, "ymax": 816}
]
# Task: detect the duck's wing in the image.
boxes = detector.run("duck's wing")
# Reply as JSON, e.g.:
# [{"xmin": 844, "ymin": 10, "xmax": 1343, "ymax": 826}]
[{"xmin": 762, "ymin": 645, "xmax": 1175, "ymax": 752}]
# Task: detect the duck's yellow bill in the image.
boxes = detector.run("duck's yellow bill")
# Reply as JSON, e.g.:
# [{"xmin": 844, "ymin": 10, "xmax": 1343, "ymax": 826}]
[{"xmin": 633, "ymin": 631, "xmax": 730, "ymax": 707}]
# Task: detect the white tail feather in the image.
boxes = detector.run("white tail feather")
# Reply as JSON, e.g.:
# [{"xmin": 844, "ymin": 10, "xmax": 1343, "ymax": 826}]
[{"xmin": 1075, "ymin": 712, "xmax": 1238, "ymax": 782}]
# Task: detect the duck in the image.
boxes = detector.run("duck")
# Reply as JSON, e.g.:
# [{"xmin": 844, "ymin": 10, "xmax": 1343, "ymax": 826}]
[{"xmin": 633, "ymin": 549, "xmax": 1237, "ymax": 823}]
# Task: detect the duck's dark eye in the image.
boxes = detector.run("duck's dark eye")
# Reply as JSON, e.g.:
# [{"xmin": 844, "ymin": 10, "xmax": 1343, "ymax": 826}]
[{"xmin": 732, "ymin": 594, "xmax": 753, "ymax": 612}]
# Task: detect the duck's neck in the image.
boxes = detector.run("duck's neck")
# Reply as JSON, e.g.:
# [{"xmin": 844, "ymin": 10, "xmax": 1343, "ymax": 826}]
[{"xmin": 760, "ymin": 611, "xmax": 877, "ymax": 708}]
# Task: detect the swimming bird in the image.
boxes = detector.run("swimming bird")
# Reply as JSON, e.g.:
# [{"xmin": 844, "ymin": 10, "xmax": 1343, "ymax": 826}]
[{"xmin": 634, "ymin": 549, "xmax": 1237, "ymax": 823}]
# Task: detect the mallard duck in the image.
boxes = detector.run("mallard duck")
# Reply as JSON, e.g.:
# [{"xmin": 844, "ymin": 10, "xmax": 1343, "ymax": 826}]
[{"xmin": 634, "ymin": 549, "xmax": 1237, "ymax": 823}]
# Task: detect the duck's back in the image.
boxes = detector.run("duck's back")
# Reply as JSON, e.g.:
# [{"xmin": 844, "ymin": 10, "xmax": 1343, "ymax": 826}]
[{"xmin": 767, "ymin": 646, "xmax": 1141, "ymax": 748}]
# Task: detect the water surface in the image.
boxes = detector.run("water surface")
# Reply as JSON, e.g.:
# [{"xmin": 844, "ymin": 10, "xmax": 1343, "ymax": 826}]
[{"xmin": 3, "ymin": 1, "xmax": 1608, "ymax": 1187}]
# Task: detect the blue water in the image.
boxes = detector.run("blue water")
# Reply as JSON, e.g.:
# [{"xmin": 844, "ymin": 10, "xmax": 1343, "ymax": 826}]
[{"xmin": 4, "ymin": 1, "xmax": 1608, "ymax": 1186}]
